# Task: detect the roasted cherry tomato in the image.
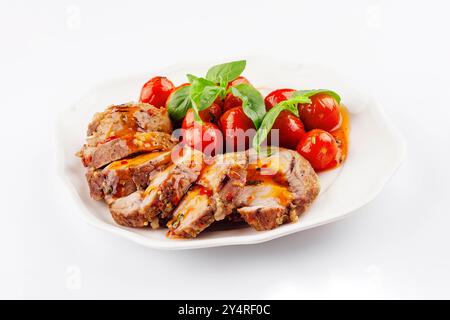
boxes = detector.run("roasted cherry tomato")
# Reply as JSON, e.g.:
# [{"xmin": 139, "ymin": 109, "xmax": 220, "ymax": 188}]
[
  {"xmin": 219, "ymin": 107, "xmax": 255, "ymax": 151},
  {"xmin": 264, "ymin": 88, "xmax": 296, "ymax": 110},
  {"xmin": 182, "ymin": 122, "xmax": 223, "ymax": 157},
  {"xmin": 182, "ymin": 103, "xmax": 223, "ymax": 130},
  {"xmin": 202, "ymin": 102, "xmax": 222, "ymax": 123},
  {"xmin": 270, "ymin": 111, "xmax": 305, "ymax": 150},
  {"xmin": 298, "ymin": 93, "xmax": 341, "ymax": 131},
  {"xmin": 223, "ymin": 77, "xmax": 251, "ymax": 112},
  {"xmin": 139, "ymin": 76, "xmax": 175, "ymax": 108},
  {"xmin": 296, "ymin": 129, "xmax": 338, "ymax": 171},
  {"xmin": 215, "ymin": 96, "xmax": 225, "ymax": 109},
  {"xmin": 223, "ymin": 94, "xmax": 242, "ymax": 112},
  {"xmin": 227, "ymin": 76, "xmax": 250, "ymax": 89}
]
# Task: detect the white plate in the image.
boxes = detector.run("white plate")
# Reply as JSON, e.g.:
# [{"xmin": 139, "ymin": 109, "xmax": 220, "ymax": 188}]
[{"xmin": 57, "ymin": 57, "xmax": 406, "ymax": 250}]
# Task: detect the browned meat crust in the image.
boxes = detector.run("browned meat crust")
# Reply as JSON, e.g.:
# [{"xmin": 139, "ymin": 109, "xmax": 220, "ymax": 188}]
[
  {"xmin": 286, "ymin": 151, "xmax": 321, "ymax": 216},
  {"xmin": 238, "ymin": 206, "xmax": 289, "ymax": 231},
  {"xmin": 106, "ymin": 192, "xmax": 148, "ymax": 227}
]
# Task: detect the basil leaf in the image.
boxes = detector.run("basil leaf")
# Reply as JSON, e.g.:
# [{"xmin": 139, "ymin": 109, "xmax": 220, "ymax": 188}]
[
  {"xmin": 294, "ymin": 89, "xmax": 341, "ymax": 104},
  {"xmin": 206, "ymin": 60, "xmax": 246, "ymax": 84},
  {"xmin": 252, "ymin": 95, "xmax": 311, "ymax": 152},
  {"xmin": 190, "ymin": 77, "xmax": 224, "ymax": 111},
  {"xmin": 166, "ymin": 85, "xmax": 192, "ymax": 121},
  {"xmin": 230, "ymin": 83, "xmax": 266, "ymax": 129},
  {"xmin": 186, "ymin": 74, "xmax": 198, "ymax": 83},
  {"xmin": 252, "ymin": 105, "xmax": 287, "ymax": 153},
  {"xmin": 276, "ymin": 94, "xmax": 311, "ymax": 115},
  {"xmin": 190, "ymin": 101, "xmax": 203, "ymax": 123}
]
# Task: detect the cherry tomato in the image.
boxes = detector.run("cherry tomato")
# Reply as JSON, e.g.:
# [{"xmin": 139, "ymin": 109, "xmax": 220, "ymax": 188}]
[
  {"xmin": 296, "ymin": 129, "xmax": 338, "ymax": 171},
  {"xmin": 223, "ymin": 77, "xmax": 251, "ymax": 112},
  {"xmin": 223, "ymin": 94, "xmax": 242, "ymax": 112},
  {"xmin": 264, "ymin": 88, "xmax": 296, "ymax": 110},
  {"xmin": 182, "ymin": 103, "xmax": 223, "ymax": 129},
  {"xmin": 139, "ymin": 76, "xmax": 175, "ymax": 108},
  {"xmin": 270, "ymin": 111, "xmax": 305, "ymax": 150},
  {"xmin": 298, "ymin": 93, "xmax": 341, "ymax": 131},
  {"xmin": 202, "ymin": 102, "xmax": 222, "ymax": 123},
  {"xmin": 219, "ymin": 107, "xmax": 255, "ymax": 151},
  {"xmin": 227, "ymin": 76, "xmax": 250, "ymax": 89},
  {"xmin": 182, "ymin": 122, "xmax": 223, "ymax": 157},
  {"xmin": 215, "ymin": 96, "xmax": 225, "ymax": 109}
]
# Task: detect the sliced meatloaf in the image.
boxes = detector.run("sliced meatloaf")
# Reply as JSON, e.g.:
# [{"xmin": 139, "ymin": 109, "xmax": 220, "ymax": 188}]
[
  {"xmin": 86, "ymin": 151, "xmax": 172, "ymax": 200},
  {"xmin": 167, "ymin": 152, "xmax": 247, "ymax": 238},
  {"xmin": 80, "ymin": 131, "xmax": 175, "ymax": 169},
  {"xmin": 77, "ymin": 102, "xmax": 174, "ymax": 168},
  {"xmin": 236, "ymin": 184, "xmax": 293, "ymax": 230},
  {"xmin": 236, "ymin": 147, "xmax": 320, "ymax": 231},
  {"xmin": 166, "ymin": 186, "xmax": 215, "ymax": 238},
  {"xmin": 86, "ymin": 103, "xmax": 172, "ymax": 145},
  {"xmin": 140, "ymin": 147, "xmax": 204, "ymax": 223},
  {"xmin": 106, "ymin": 147, "xmax": 204, "ymax": 228}
]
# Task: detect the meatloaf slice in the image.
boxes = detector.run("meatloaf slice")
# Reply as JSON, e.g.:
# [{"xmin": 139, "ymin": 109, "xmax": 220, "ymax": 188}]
[
  {"xmin": 236, "ymin": 147, "xmax": 320, "ymax": 231},
  {"xmin": 80, "ymin": 132, "xmax": 176, "ymax": 169},
  {"xmin": 106, "ymin": 147, "xmax": 204, "ymax": 228},
  {"xmin": 78, "ymin": 102, "xmax": 174, "ymax": 168},
  {"xmin": 167, "ymin": 152, "xmax": 247, "ymax": 238},
  {"xmin": 107, "ymin": 192, "xmax": 147, "ymax": 228},
  {"xmin": 86, "ymin": 102, "xmax": 172, "ymax": 146},
  {"xmin": 166, "ymin": 186, "xmax": 215, "ymax": 238},
  {"xmin": 235, "ymin": 184, "xmax": 293, "ymax": 231},
  {"xmin": 86, "ymin": 151, "xmax": 172, "ymax": 200},
  {"xmin": 140, "ymin": 147, "xmax": 204, "ymax": 223}
]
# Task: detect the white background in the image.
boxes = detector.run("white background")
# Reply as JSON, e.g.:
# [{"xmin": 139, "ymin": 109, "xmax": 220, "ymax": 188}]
[{"xmin": 1, "ymin": 0, "xmax": 449, "ymax": 299}]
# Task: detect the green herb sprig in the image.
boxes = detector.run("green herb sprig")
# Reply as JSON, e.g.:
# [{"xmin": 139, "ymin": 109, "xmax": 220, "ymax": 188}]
[
  {"xmin": 168, "ymin": 60, "xmax": 265, "ymax": 127},
  {"xmin": 252, "ymin": 93, "xmax": 311, "ymax": 152}
]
